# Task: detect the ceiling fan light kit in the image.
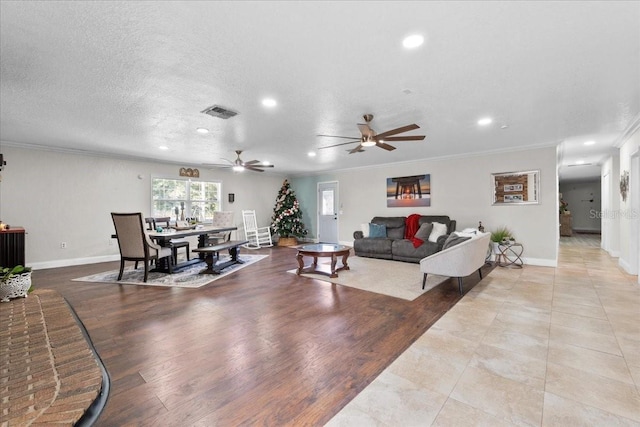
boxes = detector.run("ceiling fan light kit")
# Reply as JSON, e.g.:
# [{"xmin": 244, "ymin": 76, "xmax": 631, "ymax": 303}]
[
  {"xmin": 318, "ymin": 113, "xmax": 425, "ymax": 153},
  {"xmin": 361, "ymin": 136, "xmax": 376, "ymax": 147}
]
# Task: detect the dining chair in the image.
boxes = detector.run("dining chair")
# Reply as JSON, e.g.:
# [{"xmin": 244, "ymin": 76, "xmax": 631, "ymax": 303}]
[
  {"xmin": 207, "ymin": 211, "xmax": 235, "ymax": 245},
  {"xmin": 144, "ymin": 217, "xmax": 156, "ymax": 231},
  {"xmin": 153, "ymin": 217, "xmax": 190, "ymax": 264},
  {"xmin": 111, "ymin": 212, "xmax": 173, "ymax": 282},
  {"xmin": 242, "ymin": 210, "xmax": 273, "ymax": 249}
]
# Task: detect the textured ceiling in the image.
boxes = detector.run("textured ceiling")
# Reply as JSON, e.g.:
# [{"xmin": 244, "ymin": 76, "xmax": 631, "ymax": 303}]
[{"xmin": 1, "ymin": 1, "xmax": 639, "ymax": 180}]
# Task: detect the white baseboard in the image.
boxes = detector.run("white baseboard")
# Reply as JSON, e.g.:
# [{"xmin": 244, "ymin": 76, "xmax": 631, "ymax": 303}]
[
  {"xmin": 30, "ymin": 255, "xmax": 120, "ymax": 271},
  {"xmin": 521, "ymin": 257, "xmax": 557, "ymax": 267},
  {"xmin": 618, "ymin": 257, "xmax": 638, "ymax": 275},
  {"xmin": 607, "ymin": 250, "xmax": 620, "ymax": 258},
  {"xmin": 490, "ymin": 254, "xmax": 556, "ymax": 267}
]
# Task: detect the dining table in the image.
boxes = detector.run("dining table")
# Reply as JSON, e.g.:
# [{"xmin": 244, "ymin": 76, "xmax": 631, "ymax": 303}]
[
  {"xmin": 111, "ymin": 224, "xmax": 238, "ymax": 273},
  {"xmin": 147, "ymin": 225, "xmax": 238, "ymax": 272}
]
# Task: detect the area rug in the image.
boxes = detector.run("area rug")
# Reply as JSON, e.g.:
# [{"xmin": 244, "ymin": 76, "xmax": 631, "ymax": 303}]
[
  {"xmin": 73, "ymin": 254, "xmax": 268, "ymax": 288},
  {"xmin": 287, "ymin": 256, "xmax": 448, "ymax": 301}
]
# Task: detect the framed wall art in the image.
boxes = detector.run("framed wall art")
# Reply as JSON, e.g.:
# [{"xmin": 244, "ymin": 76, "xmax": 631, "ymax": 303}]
[
  {"xmin": 386, "ymin": 174, "xmax": 431, "ymax": 207},
  {"xmin": 492, "ymin": 170, "xmax": 539, "ymax": 205}
]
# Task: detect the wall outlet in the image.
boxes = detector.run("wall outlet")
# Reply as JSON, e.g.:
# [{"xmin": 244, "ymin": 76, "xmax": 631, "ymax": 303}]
[{"xmin": 60, "ymin": 242, "xmax": 67, "ymax": 249}]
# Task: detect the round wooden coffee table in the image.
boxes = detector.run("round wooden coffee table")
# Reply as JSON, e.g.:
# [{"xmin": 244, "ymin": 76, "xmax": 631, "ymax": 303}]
[{"xmin": 296, "ymin": 244, "xmax": 351, "ymax": 278}]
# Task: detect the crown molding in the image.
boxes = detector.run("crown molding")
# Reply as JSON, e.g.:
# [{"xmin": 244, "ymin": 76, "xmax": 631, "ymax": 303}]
[{"xmin": 614, "ymin": 112, "xmax": 640, "ymax": 148}]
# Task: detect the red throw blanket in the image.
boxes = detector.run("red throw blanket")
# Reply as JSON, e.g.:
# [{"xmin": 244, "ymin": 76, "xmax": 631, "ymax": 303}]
[{"xmin": 405, "ymin": 214, "xmax": 424, "ymax": 248}]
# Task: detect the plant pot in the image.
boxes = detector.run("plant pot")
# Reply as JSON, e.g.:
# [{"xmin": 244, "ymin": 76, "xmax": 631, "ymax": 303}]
[
  {"xmin": 0, "ymin": 272, "xmax": 32, "ymax": 302},
  {"xmin": 277, "ymin": 237, "xmax": 298, "ymax": 247}
]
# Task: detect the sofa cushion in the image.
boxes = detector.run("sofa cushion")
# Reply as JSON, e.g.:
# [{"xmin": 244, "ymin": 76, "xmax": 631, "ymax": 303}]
[
  {"xmin": 428, "ymin": 222, "xmax": 448, "ymax": 243},
  {"xmin": 414, "ymin": 223, "xmax": 433, "ymax": 241},
  {"xmin": 369, "ymin": 223, "xmax": 387, "ymax": 238},
  {"xmin": 443, "ymin": 232, "xmax": 472, "ymax": 249},
  {"xmin": 361, "ymin": 223, "xmax": 370, "ymax": 238},
  {"xmin": 371, "ymin": 217, "xmax": 405, "ymax": 240},
  {"xmin": 392, "ymin": 239, "xmax": 441, "ymax": 263},
  {"xmin": 354, "ymin": 237, "xmax": 393, "ymax": 256}
]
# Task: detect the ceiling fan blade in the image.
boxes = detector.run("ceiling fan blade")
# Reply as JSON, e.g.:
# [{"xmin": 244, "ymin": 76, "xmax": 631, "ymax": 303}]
[
  {"xmin": 382, "ymin": 135, "xmax": 426, "ymax": 141},
  {"xmin": 349, "ymin": 145, "xmax": 365, "ymax": 154},
  {"xmin": 317, "ymin": 134, "xmax": 361, "ymax": 140},
  {"xmin": 203, "ymin": 163, "xmax": 232, "ymax": 168},
  {"xmin": 377, "ymin": 142, "xmax": 396, "ymax": 151},
  {"xmin": 375, "ymin": 124, "xmax": 420, "ymax": 139},
  {"xmin": 357, "ymin": 123, "xmax": 374, "ymax": 137},
  {"xmin": 319, "ymin": 140, "xmax": 362, "ymax": 149},
  {"xmin": 243, "ymin": 160, "xmax": 260, "ymax": 165},
  {"xmin": 245, "ymin": 164, "xmax": 275, "ymax": 172}
]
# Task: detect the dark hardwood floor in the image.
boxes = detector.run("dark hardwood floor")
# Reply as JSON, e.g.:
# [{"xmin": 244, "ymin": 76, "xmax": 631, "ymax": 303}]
[{"xmin": 33, "ymin": 247, "xmax": 492, "ymax": 426}]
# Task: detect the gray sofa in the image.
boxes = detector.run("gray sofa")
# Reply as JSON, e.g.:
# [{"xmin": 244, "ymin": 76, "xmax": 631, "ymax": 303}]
[{"xmin": 353, "ymin": 215, "xmax": 457, "ymax": 263}]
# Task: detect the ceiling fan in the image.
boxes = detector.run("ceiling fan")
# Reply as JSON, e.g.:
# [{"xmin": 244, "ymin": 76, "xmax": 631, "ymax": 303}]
[
  {"xmin": 204, "ymin": 150, "xmax": 274, "ymax": 172},
  {"xmin": 318, "ymin": 114, "xmax": 425, "ymax": 154}
]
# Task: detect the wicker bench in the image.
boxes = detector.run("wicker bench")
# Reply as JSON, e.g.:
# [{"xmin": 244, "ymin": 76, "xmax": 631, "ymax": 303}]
[{"xmin": 192, "ymin": 240, "xmax": 249, "ymax": 274}]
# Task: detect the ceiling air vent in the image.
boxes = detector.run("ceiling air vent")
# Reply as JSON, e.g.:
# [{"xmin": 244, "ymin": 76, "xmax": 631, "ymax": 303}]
[{"xmin": 201, "ymin": 105, "xmax": 239, "ymax": 119}]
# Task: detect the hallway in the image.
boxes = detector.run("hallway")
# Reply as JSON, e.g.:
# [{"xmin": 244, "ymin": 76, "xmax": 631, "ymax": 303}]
[{"xmin": 328, "ymin": 234, "xmax": 639, "ymax": 426}]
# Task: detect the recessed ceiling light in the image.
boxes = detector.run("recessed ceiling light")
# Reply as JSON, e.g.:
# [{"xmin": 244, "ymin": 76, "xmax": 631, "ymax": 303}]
[
  {"xmin": 159, "ymin": 146, "xmax": 169, "ymax": 150},
  {"xmin": 584, "ymin": 140, "xmax": 596, "ymax": 146},
  {"xmin": 575, "ymin": 160, "xmax": 585, "ymax": 165},
  {"xmin": 403, "ymin": 34, "xmax": 424, "ymax": 49},
  {"xmin": 196, "ymin": 127, "xmax": 209, "ymax": 134},
  {"xmin": 501, "ymin": 124, "xmax": 509, "ymax": 129},
  {"xmin": 307, "ymin": 151, "xmax": 316, "ymax": 157},
  {"xmin": 478, "ymin": 117, "xmax": 493, "ymax": 126},
  {"xmin": 262, "ymin": 98, "xmax": 277, "ymax": 107}
]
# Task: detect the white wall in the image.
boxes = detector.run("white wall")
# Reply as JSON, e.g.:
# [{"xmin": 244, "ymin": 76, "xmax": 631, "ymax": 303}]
[
  {"xmin": 601, "ymin": 155, "xmax": 621, "ymax": 257},
  {"xmin": 559, "ymin": 180, "xmax": 601, "ymax": 232},
  {"xmin": 291, "ymin": 146, "xmax": 559, "ymax": 266},
  {"xmin": 0, "ymin": 145, "xmax": 285, "ymax": 269},
  {"xmin": 0, "ymin": 144, "xmax": 561, "ymax": 269},
  {"xmin": 618, "ymin": 126, "xmax": 640, "ymax": 275}
]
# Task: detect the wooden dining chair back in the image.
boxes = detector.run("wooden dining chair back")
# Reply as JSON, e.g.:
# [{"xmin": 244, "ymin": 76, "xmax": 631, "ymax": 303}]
[
  {"xmin": 111, "ymin": 212, "xmax": 173, "ymax": 282},
  {"xmin": 144, "ymin": 217, "xmax": 156, "ymax": 230},
  {"xmin": 153, "ymin": 216, "xmax": 190, "ymax": 264},
  {"xmin": 242, "ymin": 210, "xmax": 273, "ymax": 249}
]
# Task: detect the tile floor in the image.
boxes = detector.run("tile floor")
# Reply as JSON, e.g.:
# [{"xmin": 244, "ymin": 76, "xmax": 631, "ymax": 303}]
[{"xmin": 327, "ymin": 235, "xmax": 640, "ymax": 426}]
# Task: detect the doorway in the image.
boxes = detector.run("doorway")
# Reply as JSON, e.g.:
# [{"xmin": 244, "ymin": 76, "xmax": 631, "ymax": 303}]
[{"xmin": 317, "ymin": 181, "xmax": 339, "ymax": 243}]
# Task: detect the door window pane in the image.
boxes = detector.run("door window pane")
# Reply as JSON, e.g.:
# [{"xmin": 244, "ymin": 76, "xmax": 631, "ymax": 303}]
[{"xmin": 322, "ymin": 190, "xmax": 334, "ymax": 215}]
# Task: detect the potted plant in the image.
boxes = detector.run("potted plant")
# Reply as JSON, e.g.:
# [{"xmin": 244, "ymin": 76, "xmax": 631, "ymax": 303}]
[
  {"xmin": 559, "ymin": 199, "xmax": 569, "ymax": 215},
  {"xmin": 0, "ymin": 265, "xmax": 33, "ymax": 302},
  {"xmin": 490, "ymin": 226, "xmax": 514, "ymax": 254}
]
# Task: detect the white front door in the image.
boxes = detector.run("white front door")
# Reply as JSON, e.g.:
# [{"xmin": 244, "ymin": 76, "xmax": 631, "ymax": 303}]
[{"xmin": 318, "ymin": 181, "xmax": 339, "ymax": 243}]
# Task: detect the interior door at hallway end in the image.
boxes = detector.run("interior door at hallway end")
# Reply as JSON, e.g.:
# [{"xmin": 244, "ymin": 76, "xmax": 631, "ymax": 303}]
[{"xmin": 318, "ymin": 182, "xmax": 338, "ymax": 244}]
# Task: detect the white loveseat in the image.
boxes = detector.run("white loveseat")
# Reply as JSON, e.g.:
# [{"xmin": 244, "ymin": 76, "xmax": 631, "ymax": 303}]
[{"xmin": 419, "ymin": 231, "xmax": 491, "ymax": 295}]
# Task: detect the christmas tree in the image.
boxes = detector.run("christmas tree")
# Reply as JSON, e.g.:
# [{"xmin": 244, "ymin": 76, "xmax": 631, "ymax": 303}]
[{"xmin": 271, "ymin": 179, "xmax": 308, "ymax": 238}]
